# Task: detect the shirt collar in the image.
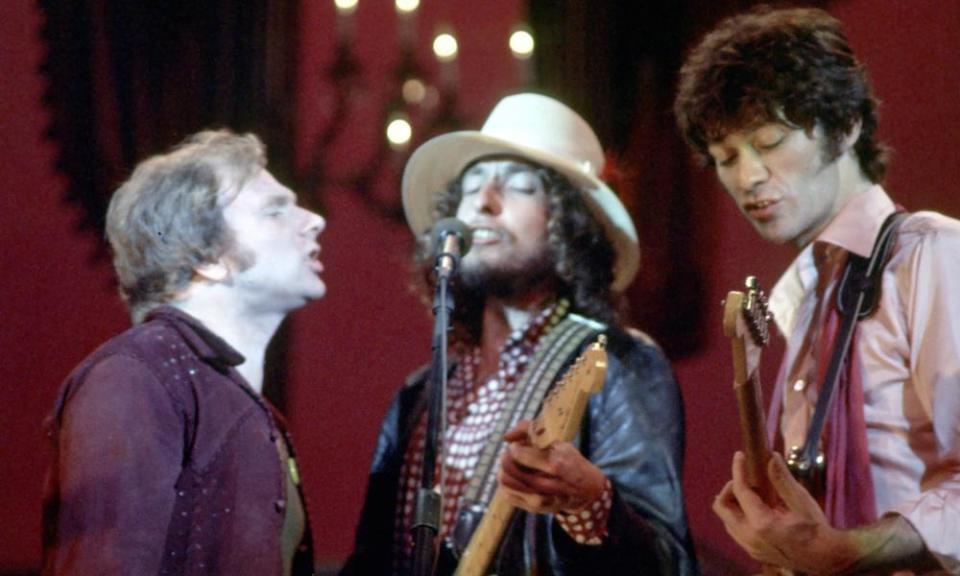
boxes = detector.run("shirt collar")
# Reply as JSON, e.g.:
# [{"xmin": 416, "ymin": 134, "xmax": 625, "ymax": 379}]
[
  {"xmin": 768, "ymin": 243, "xmax": 814, "ymax": 337},
  {"xmin": 816, "ymin": 184, "xmax": 896, "ymax": 258},
  {"xmin": 768, "ymin": 185, "xmax": 895, "ymax": 335},
  {"xmin": 146, "ymin": 305, "xmax": 246, "ymax": 370}
]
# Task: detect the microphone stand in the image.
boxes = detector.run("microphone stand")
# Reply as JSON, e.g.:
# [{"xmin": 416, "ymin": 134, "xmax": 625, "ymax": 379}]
[{"xmin": 410, "ymin": 246, "xmax": 459, "ymax": 576}]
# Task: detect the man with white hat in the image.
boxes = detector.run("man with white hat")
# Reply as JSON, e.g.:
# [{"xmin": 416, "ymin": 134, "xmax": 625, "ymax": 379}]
[{"xmin": 341, "ymin": 93, "xmax": 697, "ymax": 575}]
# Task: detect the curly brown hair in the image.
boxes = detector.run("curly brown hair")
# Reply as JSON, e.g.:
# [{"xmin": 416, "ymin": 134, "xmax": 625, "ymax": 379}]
[
  {"xmin": 413, "ymin": 159, "xmax": 619, "ymax": 343},
  {"xmin": 673, "ymin": 5, "xmax": 888, "ymax": 182}
]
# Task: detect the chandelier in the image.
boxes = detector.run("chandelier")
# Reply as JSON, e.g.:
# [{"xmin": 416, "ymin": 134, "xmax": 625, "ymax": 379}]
[{"xmin": 305, "ymin": 0, "xmax": 536, "ymax": 221}]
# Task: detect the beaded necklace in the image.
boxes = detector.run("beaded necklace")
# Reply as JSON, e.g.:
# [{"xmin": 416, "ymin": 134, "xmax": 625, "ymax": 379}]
[{"xmin": 394, "ymin": 298, "xmax": 570, "ymax": 563}]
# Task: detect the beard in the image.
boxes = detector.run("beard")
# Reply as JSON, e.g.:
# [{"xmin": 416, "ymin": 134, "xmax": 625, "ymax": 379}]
[{"xmin": 458, "ymin": 249, "xmax": 556, "ymax": 300}]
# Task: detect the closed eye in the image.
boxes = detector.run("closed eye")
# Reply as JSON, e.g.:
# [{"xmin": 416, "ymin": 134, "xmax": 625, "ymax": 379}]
[
  {"xmin": 262, "ymin": 197, "xmax": 293, "ymax": 217},
  {"xmin": 505, "ymin": 184, "xmax": 537, "ymax": 194},
  {"xmin": 502, "ymin": 171, "xmax": 542, "ymax": 195},
  {"xmin": 716, "ymin": 153, "xmax": 738, "ymax": 168},
  {"xmin": 757, "ymin": 137, "xmax": 784, "ymax": 151}
]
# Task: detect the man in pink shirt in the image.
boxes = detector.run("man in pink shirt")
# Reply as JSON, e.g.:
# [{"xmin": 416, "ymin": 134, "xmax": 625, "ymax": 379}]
[{"xmin": 675, "ymin": 6, "xmax": 960, "ymax": 575}]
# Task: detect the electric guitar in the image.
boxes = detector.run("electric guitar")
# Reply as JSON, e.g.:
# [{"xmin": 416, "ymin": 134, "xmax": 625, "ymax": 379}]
[
  {"xmin": 452, "ymin": 336, "xmax": 608, "ymax": 576},
  {"xmin": 725, "ymin": 277, "xmax": 790, "ymax": 576},
  {"xmin": 723, "ymin": 276, "xmax": 775, "ymax": 503}
]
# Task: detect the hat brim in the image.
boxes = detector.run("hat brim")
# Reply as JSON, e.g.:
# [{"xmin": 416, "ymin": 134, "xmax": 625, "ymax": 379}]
[{"xmin": 402, "ymin": 131, "xmax": 640, "ymax": 292}]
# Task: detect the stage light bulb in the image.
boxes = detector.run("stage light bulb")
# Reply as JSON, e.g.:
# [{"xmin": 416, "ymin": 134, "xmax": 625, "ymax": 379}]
[
  {"xmin": 395, "ymin": 0, "xmax": 419, "ymax": 13},
  {"xmin": 433, "ymin": 33, "xmax": 458, "ymax": 61},
  {"xmin": 334, "ymin": 0, "xmax": 358, "ymax": 14},
  {"xmin": 386, "ymin": 116, "xmax": 413, "ymax": 148},
  {"xmin": 402, "ymin": 78, "xmax": 427, "ymax": 104},
  {"xmin": 509, "ymin": 28, "xmax": 535, "ymax": 59}
]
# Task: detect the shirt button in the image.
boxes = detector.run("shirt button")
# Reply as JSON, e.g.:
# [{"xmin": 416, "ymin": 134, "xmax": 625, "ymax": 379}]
[{"xmin": 275, "ymin": 499, "xmax": 286, "ymax": 513}]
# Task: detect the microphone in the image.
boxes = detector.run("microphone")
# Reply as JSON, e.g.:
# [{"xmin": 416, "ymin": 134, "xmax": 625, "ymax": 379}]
[{"xmin": 432, "ymin": 217, "xmax": 472, "ymax": 278}]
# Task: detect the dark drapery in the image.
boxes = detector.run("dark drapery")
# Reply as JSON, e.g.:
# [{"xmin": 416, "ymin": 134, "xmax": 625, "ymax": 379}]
[{"xmin": 39, "ymin": 0, "xmax": 299, "ymax": 240}]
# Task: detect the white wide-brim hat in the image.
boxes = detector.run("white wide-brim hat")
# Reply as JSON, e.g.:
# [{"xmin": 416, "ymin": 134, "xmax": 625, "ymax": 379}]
[{"xmin": 402, "ymin": 92, "xmax": 640, "ymax": 292}]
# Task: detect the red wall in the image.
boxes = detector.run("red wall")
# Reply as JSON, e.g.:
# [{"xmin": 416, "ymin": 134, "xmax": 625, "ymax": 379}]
[
  {"xmin": 0, "ymin": 2, "xmax": 131, "ymax": 571},
  {"xmin": 1, "ymin": 1, "xmax": 958, "ymax": 573}
]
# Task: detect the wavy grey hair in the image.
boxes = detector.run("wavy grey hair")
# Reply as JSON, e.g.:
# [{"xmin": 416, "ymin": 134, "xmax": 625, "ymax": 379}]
[{"xmin": 106, "ymin": 129, "xmax": 265, "ymax": 322}]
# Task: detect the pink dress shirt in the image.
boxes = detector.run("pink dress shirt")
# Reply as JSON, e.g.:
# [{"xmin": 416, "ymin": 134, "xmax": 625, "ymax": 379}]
[{"xmin": 769, "ymin": 185, "xmax": 960, "ymax": 562}]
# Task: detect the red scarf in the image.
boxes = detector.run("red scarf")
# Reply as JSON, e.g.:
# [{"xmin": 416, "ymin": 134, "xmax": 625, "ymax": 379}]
[{"xmin": 767, "ymin": 296, "xmax": 877, "ymax": 529}]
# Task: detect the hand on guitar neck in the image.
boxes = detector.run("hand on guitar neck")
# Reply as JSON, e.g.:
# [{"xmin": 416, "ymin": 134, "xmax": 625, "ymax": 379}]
[
  {"xmin": 715, "ymin": 278, "xmax": 942, "ymax": 575},
  {"xmin": 715, "ymin": 451, "xmax": 861, "ymax": 575},
  {"xmin": 716, "ymin": 452, "xmax": 948, "ymax": 575},
  {"xmin": 497, "ymin": 419, "xmax": 608, "ymax": 514},
  {"xmin": 452, "ymin": 338, "xmax": 607, "ymax": 576}
]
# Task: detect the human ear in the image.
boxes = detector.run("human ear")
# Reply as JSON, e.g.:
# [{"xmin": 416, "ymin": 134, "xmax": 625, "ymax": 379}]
[
  {"xmin": 194, "ymin": 259, "xmax": 230, "ymax": 283},
  {"xmin": 842, "ymin": 120, "xmax": 862, "ymax": 152}
]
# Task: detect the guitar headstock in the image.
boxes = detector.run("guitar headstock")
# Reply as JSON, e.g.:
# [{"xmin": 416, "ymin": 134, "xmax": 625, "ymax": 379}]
[
  {"xmin": 723, "ymin": 276, "xmax": 772, "ymax": 385},
  {"xmin": 529, "ymin": 336, "xmax": 607, "ymax": 449},
  {"xmin": 723, "ymin": 276, "xmax": 772, "ymax": 347}
]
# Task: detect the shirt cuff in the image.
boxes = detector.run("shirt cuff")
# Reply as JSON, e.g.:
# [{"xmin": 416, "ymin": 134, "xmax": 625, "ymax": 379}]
[{"xmin": 554, "ymin": 479, "xmax": 613, "ymax": 546}]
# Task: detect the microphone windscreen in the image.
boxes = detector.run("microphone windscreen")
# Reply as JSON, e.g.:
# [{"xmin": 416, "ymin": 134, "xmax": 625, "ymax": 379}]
[{"xmin": 432, "ymin": 217, "xmax": 472, "ymax": 256}]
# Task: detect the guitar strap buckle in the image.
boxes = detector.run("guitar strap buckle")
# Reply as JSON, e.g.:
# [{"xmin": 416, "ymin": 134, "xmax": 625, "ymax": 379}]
[{"xmin": 785, "ymin": 445, "xmax": 826, "ymax": 494}]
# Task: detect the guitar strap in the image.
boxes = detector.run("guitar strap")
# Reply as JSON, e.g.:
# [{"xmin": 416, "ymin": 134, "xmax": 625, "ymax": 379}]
[
  {"xmin": 449, "ymin": 313, "xmax": 604, "ymax": 552},
  {"xmin": 791, "ymin": 210, "xmax": 907, "ymax": 478}
]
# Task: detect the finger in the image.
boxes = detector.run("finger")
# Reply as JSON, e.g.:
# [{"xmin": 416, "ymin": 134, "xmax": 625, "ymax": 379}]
[
  {"xmin": 503, "ymin": 420, "xmax": 531, "ymax": 443},
  {"xmin": 716, "ymin": 499, "xmax": 786, "ymax": 566},
  {"xmin": 712, "ymin": 480, "xmax": 745, "ymax": 525},
  {"xmin": 498, "ymin": 454, "xmax": 564, "ymax": 496},
  {"xmin": 716, "ymin": 465, "xmax": 793, "ymax": 567},
  {"xmin": 545, "ymin": 445, "xmax": 606, "ymax": 506},
  {"xmin": 546, "ymin": 443, "xmax": 588, "ymax": 481},
  {"xmin": 729, "ymin": 452, "xmax": 774, "ymax": 526},
  {"xmin": 714, "ymin": 491, "xmax": 768, "ymax": 561},
  {"xmin": 500, "ymin": 485, "xmax": 554, "ymax": 513},
  {"xmin": 500, "ymin": 445, "xmax": 606, "ymax": 514},
  {"xmin": 506, "ymin": 442, "xmax": 557, "ymax": 476},
  {"xmin": 767, "ymin": 452, "xmax": 821, "ymax": 516}
]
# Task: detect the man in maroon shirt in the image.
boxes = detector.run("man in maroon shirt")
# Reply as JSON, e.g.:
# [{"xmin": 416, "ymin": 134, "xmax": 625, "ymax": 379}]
[{"xmin": 42, "ymin": 130, "xmax": 325, "ymax": 575}]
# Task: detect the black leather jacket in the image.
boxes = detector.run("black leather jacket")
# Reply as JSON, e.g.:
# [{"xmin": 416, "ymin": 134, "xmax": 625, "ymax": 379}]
[{"xmin": 340, "ymin": 327, "xmax": 698, "ymax": 575}]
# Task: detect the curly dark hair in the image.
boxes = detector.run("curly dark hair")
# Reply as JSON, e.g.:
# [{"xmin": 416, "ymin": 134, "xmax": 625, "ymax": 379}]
[
  {"xmin": 673, "ymin": 5, "xmax": 888, "ymax": 183},
  {"xmin": 413, "ymin": 159, "xmax": 619, "ymax": 344}
]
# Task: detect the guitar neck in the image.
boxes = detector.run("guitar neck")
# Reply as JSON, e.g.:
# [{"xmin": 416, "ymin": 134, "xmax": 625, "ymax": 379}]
[
  {"xmin": 453, "ymin": 490, "xmax": 514, "ymax": 576},
  {"xmin": 734, "ymin": 366, "xmax": 775, "ymax": 504},
  {"xmin": 724, "ymin": 282, "xmax": 782, "ymax": 575}
]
